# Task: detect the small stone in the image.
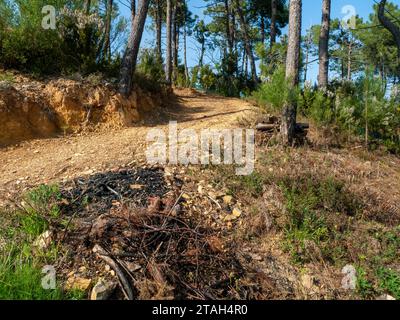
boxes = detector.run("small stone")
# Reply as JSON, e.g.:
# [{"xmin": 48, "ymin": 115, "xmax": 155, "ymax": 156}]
[
  {"xmin": 147, "ymin": 196, "xmax": 161, "ymax": 213},
  {"xmin": 130, "ymin": 184, "xmax": 144, "ymax": 190},
  {"xmin": 341, "ymin": 264, "xmax": 357, "ymax": 290},
  {"xmin": 224, "ymin": 214, "xmax": 234, "ymax": 222},
  {"xmin": 65, "ymin": 276, "xmax": 91, "ymax": 291},
  {"xmin": 250, "ymin": 253, "xmax": 262, "ymax": 261},
  {"xmin": 125, "ymin": 262, "xmax": 141, "ymax": 272},
  {"xmin": 90, "ymin": 279, "xmax": 116, "ymax": 300},
  {"xmin": 78, "ymin": 266, "xmax": 87, "ymax": 273},
  {"xmin": 82, "ymin": 169, "xmax": 94, "ymax": 175},
  {"xmin": 301, "ymin": 274, "xmax": 314, "ymax": 290},
  {"xmin": 182, "ymin": 193, "xmax": 190, "ymax": 200},
  {"xmin": 60, "ymin": 198, "xmax": 70, "ymax": 205},
  {"xmin": 232, "ymin": 208, "xmax": 242, "ymax": 218},
  {"xmin": 376, "ymin": 294, "xmax": 396, "ymax": 300},
  {"xmin": 223, "ymin": 195, "xmax": 233, "ymax": 205},
  {"xmin": 164, "ymin": 167, "xmax": 173, "ymax": 177},
  {"xmin": 197, "ymin": 185, "xmax": 203, "ymax": 194},
  {"xmin": 33, "ymin": 231, "xmax": 52, "ymax": 250},
  {"xmin": 208, "ymin": 191, "xmax": 217, "ymax": 199}
]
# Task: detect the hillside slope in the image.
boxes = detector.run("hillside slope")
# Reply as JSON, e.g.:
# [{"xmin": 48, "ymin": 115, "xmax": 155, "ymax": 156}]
[{"xmin": 0, "ymin": 87, "xmax": 399, "ymax": 300}]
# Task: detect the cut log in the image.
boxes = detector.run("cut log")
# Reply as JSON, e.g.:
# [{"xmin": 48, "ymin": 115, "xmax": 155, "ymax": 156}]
[
  {"xmin": 256, "ymin": 123, "xmax": 279, "ymax": 131},
  {"xmin": 256, "ymin": 123, "xmax": 309, "ymax": 132}
]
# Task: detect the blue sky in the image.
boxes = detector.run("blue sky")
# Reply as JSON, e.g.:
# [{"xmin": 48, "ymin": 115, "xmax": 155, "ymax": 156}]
[{"xmin": 120, "ymin": 0, "xmax": 399, "ymax": 84}]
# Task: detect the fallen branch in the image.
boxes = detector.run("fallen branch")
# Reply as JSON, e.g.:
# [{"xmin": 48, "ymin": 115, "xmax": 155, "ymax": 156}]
[
  {"xmin": 93, "ymin": 244, "xmax": 135, "ymax": 300},
  {"xmin": 256, "ymin": 123, "xmax": 279, "ymax": 131}
]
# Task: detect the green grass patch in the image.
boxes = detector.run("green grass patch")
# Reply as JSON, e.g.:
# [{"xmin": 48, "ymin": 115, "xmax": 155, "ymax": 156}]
[
  {"xmin": 0, "ymin": 245, "xmax": 64, "ymax": 300},
  {"xmin": 279, "ymin": 176, "xmax": 359, "ymax": 264},
  {"xmin": 0, "ymin": 71, "xmax": 14, "ymax": 84},
  {"xmin": 25, "ymin": 184, "xmax": 61, "ymax": 218},
  {"xmin": 377, "ymin": 267, "xmax": 400, "ymax": 299},
  {"xmin": 0, "ymin": 184, "xmax": 84, "ymax": 300},
  {"xmin": 356, "ymin": 267, "xmax": 376, "ymax": 299}
]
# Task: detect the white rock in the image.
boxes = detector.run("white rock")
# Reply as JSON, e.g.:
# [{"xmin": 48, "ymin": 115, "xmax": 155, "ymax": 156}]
[
  {"xmin": 90, "ymin": 279, "xmax": 116, "ymax": 300},
  {"xmin": 376, "ymin": 294, "xmax": 396, "ymax": 301},
  {"xmin": 33, "ymin": 230, "xmax": 52, "ymax": 250},
  {"xmin": 341, "ymin": 264, "xmax": 357, "ymax": 290},
  {"xmin": 223, "ymin": 195, "xmax": 233, "ymax": 205},
  {"xmin": 301, "ymin": 274, "xmax": 314, "ymax": 290}
]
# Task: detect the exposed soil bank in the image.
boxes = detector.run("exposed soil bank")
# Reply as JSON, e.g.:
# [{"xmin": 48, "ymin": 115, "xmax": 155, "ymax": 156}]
[{"xmin": 0, "ymin": 74, "xmax": 168, "ymax": 147}]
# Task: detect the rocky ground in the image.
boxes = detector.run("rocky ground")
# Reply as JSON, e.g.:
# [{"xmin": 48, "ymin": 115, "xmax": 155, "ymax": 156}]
[{"xmin": 0, "ymin": 86, "xmax": 399, "ymax": 300}]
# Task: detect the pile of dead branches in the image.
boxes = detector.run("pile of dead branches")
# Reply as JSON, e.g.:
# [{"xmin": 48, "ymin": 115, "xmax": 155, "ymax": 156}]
[{"xmin": 57, "ymin": 167, "xmax": 245, "ymax": 300}]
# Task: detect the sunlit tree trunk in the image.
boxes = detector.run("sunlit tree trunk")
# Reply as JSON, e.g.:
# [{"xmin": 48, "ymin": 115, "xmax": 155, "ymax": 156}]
[
  {"xmin": 155, "ymin": 0, "xmax": 162, "ymax": 59},
  {"xmin": 224, "ymin": 0, "xmax": 233, "ymax": 54},
  {"xmin": 103, "ymin": 0, "xmax": 113, "ymax": 62},
  {"xmin": 281, "ymin": 0, "xmax": 302, "ymax": 146},
  {"xmin": 304, "ymin": 32, "xmax": 312, "ymax": 83},
  {"xmin": 119, "ymin": 0, "xmax": 151, "ymax": 97},
  {"xmin": 260, "ymin": 15, "xmax": 266, "ymax": 44},
  {"xmin": 318, "ymin": 0, "xmax": 331, "ymax": 89},
  {"xmin": 347, "ymin": 40, "xmax": 352, "ymax": 81},
  {"xmin": 378, "ymin": 0, "xmax": 400, "ymax": 74},
  {"xmin": 165, "ymin": 0, "xmax": 172, "ymax": 84},
  {"xmin": 131, "ymin": 0, "xmax": 136, "ymax": 16},
  {"xmin": 234, "ymin": 0, "xmax": 258, "ymax": 85},
  {"xmin": 183, "ymin": 16, "xmax": 189, "ymax": 85}
]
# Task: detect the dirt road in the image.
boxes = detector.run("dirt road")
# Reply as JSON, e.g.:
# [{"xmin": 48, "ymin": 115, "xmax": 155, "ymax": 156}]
[{"xmin": 0, "ymin": 89, "xmax": 257, "ymax": 198}]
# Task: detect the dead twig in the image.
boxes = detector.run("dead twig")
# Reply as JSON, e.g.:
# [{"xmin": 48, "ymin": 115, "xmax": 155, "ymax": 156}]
[{"xmin": 93, "ymin": 244, "xmax": 135, "ymax": 300}]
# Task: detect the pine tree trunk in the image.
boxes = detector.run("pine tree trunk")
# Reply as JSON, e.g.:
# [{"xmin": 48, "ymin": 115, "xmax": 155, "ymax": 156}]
[
  {"xmin": 378, "ymin": 0, "xmax": 400, "ymax": 73},
  {"xmin": 155, "ymin": 0, "xmax": 162, "ymax": 59},
  {"xmin": 281, "ymin": 0, "xmax": 302, "ymax": 146},
  {"xmin": 103, "ymin": 0, "xmax": 113, "ymax": 62},
  {"xmin": 174, "ymin": 28, "xmax": 180, "ymax": 83},
  {"xmin": 260, "ymin": 15, "xmax": 265, "ymax": 44},
  {"xmin": 199, "ymin": 42, "xmax": 205, "ymax": 69},
  {"xmin": 131, "ymin": 0, "xmax": 136, "ymax": 16},
  {"xmin": 347, "ymin": 40, "xmax": 352, "ymax": 81},
  {"xmin": 304, "ymin": 33, "xmax": 311, "ymax": 83},
  {"xmin": 224, "ymin": 0, "xmax": 233, "ymax": 53},
  {"xmin": 192, "ymin": 42, "xmax": 205, "ymax": 87},
  {"xmin": 119, "ymin": 0, "xmax": 151, "ymax": 97},
  {"xmin": 244, "ymin": 53, "xmax": 248, "ymax": 77},
  {"xmin": 165, "ymin": 0, "xmax": 172, "ymax": 84},
  {"xmin": 241, "ymin": 50, "xmax": 246, "ymax": 77},
  {"xmin": 172, "ymin": 4, "xmax": 179, "ymax": 85},
  {"xmin": 270, "ymin": 0, "xmax": 277, "ymax": 46},
  {"xmin": 318, "ymin": 0, "xmax": 331, "ymax": 89},
  {"xmin": 234, "ymin": 0, "xmax": 258, "ymax": 85},
  {"xmin": 184, "ymin": 27, "xmax": 189, "ymax": 85}
]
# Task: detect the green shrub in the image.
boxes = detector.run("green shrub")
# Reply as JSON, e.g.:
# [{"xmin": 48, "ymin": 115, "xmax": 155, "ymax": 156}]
[
  {"xmin": 0, "ymin": 0, "xmax": 124, "ymax": 76},
  {"xmin": 0, "ymin": 243, "xmax": 64, "ymax": 300},
  {"xmin": 377, "ymin": 267, "xmax": 400, "ymax": 299},
  {"xmin": 0, "ymin": 183, "xmax": 86, "ymax": 300},
  {"xmin": 25, "ymin": 184, "xmax": 61, "ymax": 219},
  {"xmin": 137, "ymin": 48, "xmax": 165, "ymax": 85},
  {"xmin": 279, "ymin": 177, "xmax": 359, "ymax": 264},
  {"xmin": 252, "ymin": 66, "xmax": 299, "ymax": 111},
  {"xmin": 199, "ymin": 65, "xmax": 217, "ymax": 92},
  {"xmin": 356, "ymin": 267, "xmax": 375, "ymax": 298},
  {"xmin": 297, "ymin": 71, "xmax": 400, "ymax": 154}
]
